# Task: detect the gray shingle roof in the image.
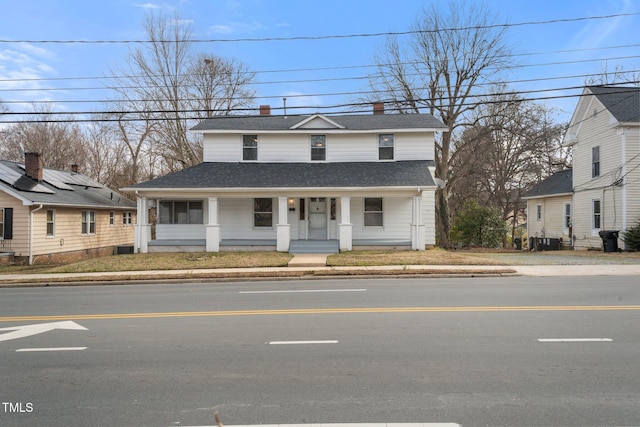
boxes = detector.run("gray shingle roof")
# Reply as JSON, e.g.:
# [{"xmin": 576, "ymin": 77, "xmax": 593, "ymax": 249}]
[
  {"xmin": 127, "ymin": 161, "xmax": 436, "ymax": 190},
  {"xmin": 0, "ymin": 160, "xmax": 135, "ymax": 208},
  {"xmin": 523, "ymin": 169, "xmax": 573, "ymax": 199},
  {"xmin": 588, "ymin": 86, "xmax": 640, "ymax": 123},
  {"xmin": 191, "ymin": 113, "xmax": 447, "ymax": 132}
]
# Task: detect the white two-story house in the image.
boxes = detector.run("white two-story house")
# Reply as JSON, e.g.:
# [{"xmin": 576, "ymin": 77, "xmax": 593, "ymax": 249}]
[
  {"xmin": 563, "ymin": 85, "xmax": 640, "ymax": 250},
  {"xmin": 124, "ymin": 103, "xmax": 446, "ymax": 253}
]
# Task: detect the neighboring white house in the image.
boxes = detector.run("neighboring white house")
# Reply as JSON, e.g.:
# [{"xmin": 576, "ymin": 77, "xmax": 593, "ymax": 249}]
[
  {"xmin": 123, "ymin": 103, "xmax": 446, "ymax": 253},
  {"xmin": 522, "ymin": 169, "xmax": 573, "ymax": 249},
  {"xmin": 563, "ymin": 85, "xmax": 640, "ymax": 250}
]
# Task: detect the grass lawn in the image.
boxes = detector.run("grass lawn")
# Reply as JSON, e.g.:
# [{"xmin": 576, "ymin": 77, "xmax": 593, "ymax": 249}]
[{"xmin": 327, "ymin": 248, "xmax": 504, "ymax": 266}]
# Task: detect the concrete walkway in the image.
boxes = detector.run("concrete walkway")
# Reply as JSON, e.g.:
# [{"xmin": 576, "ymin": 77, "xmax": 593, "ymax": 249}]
[{"xmin": 287, "ymin": 253, "xmax": 329, "ymax": 267}]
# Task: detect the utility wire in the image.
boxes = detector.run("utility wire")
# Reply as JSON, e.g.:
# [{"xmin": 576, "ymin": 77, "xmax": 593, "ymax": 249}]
[{"xmin": 1, "ymin": 12, "xmax": 638, "ymax": 44}]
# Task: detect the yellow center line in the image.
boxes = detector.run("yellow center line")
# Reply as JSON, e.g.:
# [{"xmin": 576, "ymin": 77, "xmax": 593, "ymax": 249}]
[{"xmin": 1, "ymin": 305, "xmax": 640, "ymax": 322}]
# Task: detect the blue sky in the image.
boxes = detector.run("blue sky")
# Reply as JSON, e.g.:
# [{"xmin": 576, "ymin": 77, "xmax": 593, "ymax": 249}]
[{"xmin": 1, "ymin": 0, "xmax": 639, "ymax": 123}]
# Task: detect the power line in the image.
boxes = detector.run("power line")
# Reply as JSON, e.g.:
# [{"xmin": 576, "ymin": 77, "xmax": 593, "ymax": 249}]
[
  {"xmin": 1, "ymin": 12, "xmax": 638, "ymax": 45},
  {"xmin": 2, "ymin": 81, "xmax": 638, "ymax": 124}
]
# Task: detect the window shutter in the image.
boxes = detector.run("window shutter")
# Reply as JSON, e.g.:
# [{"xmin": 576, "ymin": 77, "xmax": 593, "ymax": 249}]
[{"xmin": 3, "ymin": 208, "xmax": 13, "ymax": 239}]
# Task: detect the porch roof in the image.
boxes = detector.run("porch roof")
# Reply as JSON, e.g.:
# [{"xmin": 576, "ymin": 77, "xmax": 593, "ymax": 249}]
[{"xmin": 124, "ymin": 160, "xmax": 436, "ymax": 191}]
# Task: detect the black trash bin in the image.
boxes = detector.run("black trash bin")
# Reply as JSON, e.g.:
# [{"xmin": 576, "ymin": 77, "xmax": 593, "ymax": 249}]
[
  {"xmin": 598, "ymin": 230, "xmax": 619, "ymax": 252},
  {"xmin": 514, "ymin": 237, "xmax": 522, "ymax": 250}
]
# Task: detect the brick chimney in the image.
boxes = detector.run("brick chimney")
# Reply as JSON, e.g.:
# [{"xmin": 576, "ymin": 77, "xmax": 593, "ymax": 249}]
[
  {"xmin": 25, "ymin": 152, "xmax": 44, "ymax": 181},
  {"xmin": 259, "ymin": 105, "xmax": 271, "ymax": 116},
  {"xmin": 71, "ymin": 164, "xmax": 79, "ymax": 173},
  {"xmin": 373, "ymin": 101, "xmax": 385, "ymax": 115}
]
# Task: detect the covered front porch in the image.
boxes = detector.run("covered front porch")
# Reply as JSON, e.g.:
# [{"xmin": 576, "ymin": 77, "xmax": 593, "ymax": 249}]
[{"xmin": 134, "ymin": 192, "xmax": 431, "ymax": 254}]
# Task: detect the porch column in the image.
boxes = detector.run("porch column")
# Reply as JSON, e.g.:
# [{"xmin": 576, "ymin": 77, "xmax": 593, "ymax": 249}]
[
  {"xmin": 276, "ymin": 196, "xmax": 291, "ymax": 251},
  {"xmin": 339, "ymin": 196, "xmax": 352, "ymax": 251},
  {"xmin": 136, "ymin": 196, "xmax": 150, "ymax": 253},
  {"xmin": 411, "ymin": 195, "xmax": 426, "ymax": 251},
  {"xmin": 206, "ymin": 197, "xmax": 220, "ymax": 252}
]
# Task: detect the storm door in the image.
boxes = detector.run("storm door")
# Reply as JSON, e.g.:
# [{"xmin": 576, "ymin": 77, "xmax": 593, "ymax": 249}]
[{"xmin": 308, "ymin": 197, "xmax": 328, "ymax": 240}]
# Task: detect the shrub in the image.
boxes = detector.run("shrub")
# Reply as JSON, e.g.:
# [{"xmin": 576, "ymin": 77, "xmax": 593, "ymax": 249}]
[
  {"xmin": 451, "ymin": 199, "xmax": 506, "ymax": 248},
  {"xmin": 623, "ymin": 221, "xmax": 640, "ymax": 251}
]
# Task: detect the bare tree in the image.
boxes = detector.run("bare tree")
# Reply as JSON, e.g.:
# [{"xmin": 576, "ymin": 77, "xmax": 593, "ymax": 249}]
[
  {"xmin": 585, "ymin": 62, "xmax": 640, "ymax": 86},
  {"xmin": 108, "ymin": 11, "xmax": 256, "ymax": 174},
  {"xmin": 364, "ymin": 0, "xmax": 513, "ymax": 247},
  {"xmin": 0, "ymin": 105, "xmax": 88, "ymax": 171},
  {"xmin": 450, "ymin": 88, "xmax": 567, "ymax": 246}
]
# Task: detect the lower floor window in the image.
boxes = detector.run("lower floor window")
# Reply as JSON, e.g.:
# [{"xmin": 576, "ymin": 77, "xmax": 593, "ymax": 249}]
[
  {"xmin": 46, "ymin": 209, "xmax": 55, "ymax": 236},
  {"xmin": 364, "ymin": 197, "xmax": 383, "ymax": 226},
  {"xmin": 123, "ymin": 211, "xmax": 133, "ymax": 225},
  {"xmin": 82, "ymin": 210, "xmax": 96, "ymax": 235},
  {"xmin": 593, "ymin": 199, "xmax": 601, "ymax": 229},
  {"xmin": 159, "ymin": 201, "xmax": 203, "ymax": 224},
  {"xmin": 254, "ymin": 198, "xmax": 273, "ymax": 227}
]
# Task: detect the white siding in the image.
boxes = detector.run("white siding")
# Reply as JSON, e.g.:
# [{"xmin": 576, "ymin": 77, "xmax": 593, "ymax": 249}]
[
  {"xmin": 422, "ymin": 190, "xmax": 436, "ymax": 245},
  {"xmin": 219, "ymin": 198, "xmax": 277, "ymax": 240},
  {"xmin": 351, "ymin": 197, "xmax": 412, "ymax": 240},
  {"xmin": 623, "ymin": 128, "xmax": 640, "ymax": 249},
  {"xmin": 395, "ymin": 132, "xmax": 434, "ymax": 161},
  {"xmin": 202, "ymin": 133, "xmax": 239, "ymax": 162},
  {"xmin": 156, "ymin": 224, "xmax": 205, "ymax": 240},
  {"xmin": 572, "ymin": 96, "xmax": 623, "ymax": 249},
  {"xmin": 202, "ymin": 131, "xmax": 436, "ymax": 163}
]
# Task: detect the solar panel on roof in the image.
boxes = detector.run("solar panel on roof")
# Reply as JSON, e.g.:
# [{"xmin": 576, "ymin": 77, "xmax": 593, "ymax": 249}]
[
  {"xmin": 42, "ymin": 169, "xmax": 75, "ymax": 190},
  {"xmin": 0, "ymin": 162, "xmax": 23, "ymax": 186}
]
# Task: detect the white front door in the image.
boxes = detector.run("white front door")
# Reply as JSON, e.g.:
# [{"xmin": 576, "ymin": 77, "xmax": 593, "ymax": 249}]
[{"xmin": 308, "ymin": 197, "xmax": 327, "ymax": 240}]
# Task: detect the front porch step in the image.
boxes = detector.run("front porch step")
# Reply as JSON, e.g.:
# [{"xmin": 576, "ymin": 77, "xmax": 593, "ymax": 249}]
[{"xmin": 289, "ymin": 240, "xmax": 339, "ymax": 254}]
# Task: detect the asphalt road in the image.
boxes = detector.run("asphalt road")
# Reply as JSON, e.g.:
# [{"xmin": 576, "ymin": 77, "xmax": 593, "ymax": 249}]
[{"xmin": 1, "ymin": 276, "xmax": 639, "ymax": 426}]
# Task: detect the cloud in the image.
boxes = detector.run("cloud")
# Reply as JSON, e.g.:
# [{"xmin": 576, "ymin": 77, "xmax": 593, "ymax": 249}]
[
  {"xmin": 134, "ymin": 2, "xmax": 161, "ymax": 9},
  {"xmin": 208, "ymin": 21, "xmax": 266, "ymax": 35}
]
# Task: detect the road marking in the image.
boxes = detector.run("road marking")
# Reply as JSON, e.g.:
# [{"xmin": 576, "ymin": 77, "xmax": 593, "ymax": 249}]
[
  {"xmin": 2, "ymin": 305, "xmax": 640, "ymax": 323},
  {"xmin": 240, "ymin": 289, "xmax": 366, "ymax": 294},
  {"xmin": 268, "ymin": 340, "xmax": 338, "ymax": 345},
  {"xmin": 16, "ymin": 347, "xmax": 87, "ymax": 352},
  {"xmin": 538, "ymin": 338, "xmax": 613, "ymax": 342},
  {"xmin": 0, "ymin": 320, "xmax": 88, "ymax": 342}
]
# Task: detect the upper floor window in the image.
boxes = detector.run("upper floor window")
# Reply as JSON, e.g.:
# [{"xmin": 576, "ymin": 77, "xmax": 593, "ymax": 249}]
[
  {"xmin": 109, "ymin": 211, "xmax": 115, "ymax": 226},
  {"xmin": 82, "ymin": 210, "xmax": 96, "ymax": 235},
  {"xmin": 254, "ymin": 198, "xmax": 273, "ymax": 228},
  {"xmin": 379, "ymin": 134, "xmax": 394, "ymax": 160},
  {"xmin": 311, "ymin": 135, "xmax": 326, "ymax": 161},
  {"xmin": 593, "ymin": 199, "xmax": 601, "ymax": 230},
  {"xmin": 46, "ymin": 209, "xmax": 55, "ymax": 237},
  {"xmin": 364, "ymin": 197, "xmax": 383, "ymax": 226},
  {"xmin": 536, "ymin": 204, "xmax": 542, "ymax": 221},
  {"xmin": 159, "ymin": 201, "xmax": 203, "ymax": 224},
  {"xmin": 243, "ymin": 135, "xmax": 258, "ymax": 161},
  {"xmin": 592, "ymin": 146, "xmax": 600, "ymax": 178}
]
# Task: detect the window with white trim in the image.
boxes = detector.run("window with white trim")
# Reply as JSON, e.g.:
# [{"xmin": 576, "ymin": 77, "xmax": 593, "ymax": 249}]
[
  {"xmin": 364, "ymin": 198, "xmax": 383, "ymax": 226},
  {"xmin": 592, "ymin": 146, "xmax": 600, "ymax": 178},
  {"xmin": 536, "ymin": 204, "xmax": 542, "ymax": 221},
  {"xmin": 378, "ymin": 134, "xmax": 394, "ymax": 160},
  {"xmin": 123, "ymin": 211, "xmax": 133, "ymax": 225},
  {"xmin": 159, "ymin": 201, "xmax": 203, "ymax": 224},
  {"xmin": 593, "ymin": 199, "xmax": 601, "ymax": 230},
  {"xmin": 46, "ymin": 209, "xmax": 55, "ymax": 237},
  {"xmin": 310, "ymin": 135, "xmax": 326, "ymax": 161},
  {"xmin": 243, "ymin": 135, "xmax": 258, "ymax": 161},
  {"xmin": 109, "ymin": 211, "xmax": 115, "ymax": 226},
  {"xmin": 254, "ymin": 198, "xmax": 273, "ymax": 227},
  {"xmin": 82, "ymin": 210, "xmax": 96, "ymax": 235},
  {"xmin": 564, "ymin": 203, "xmax": 571, "ymax": 229}
]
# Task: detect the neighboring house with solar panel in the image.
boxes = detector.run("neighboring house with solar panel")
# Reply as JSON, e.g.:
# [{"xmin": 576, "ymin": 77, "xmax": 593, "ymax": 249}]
[
  {"xmin": 522, "ymin": 169, "xmax": 573, "ymax": 250},
  {"xmin": 123, "ymin": 103, "xmax": 446, "ymax": 254},
  {"xmin": 562, "ymin": 85, "xmax": 640, "ymax": 250},
  {"xmin": 0, "ymin": 153, "xmax": 136, "ymax": 264}
]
